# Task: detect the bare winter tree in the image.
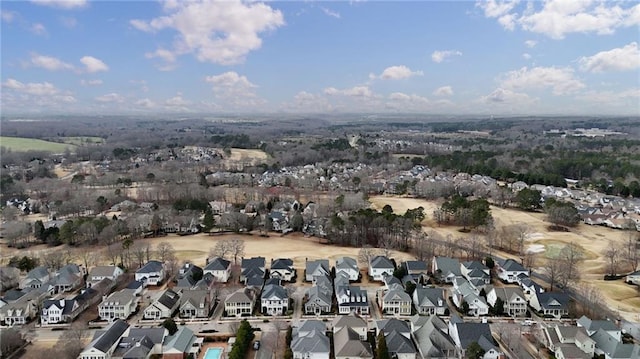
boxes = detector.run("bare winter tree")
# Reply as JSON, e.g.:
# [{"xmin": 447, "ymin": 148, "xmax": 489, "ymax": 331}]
[
  {"xmin": 558, "ymin": 242, "xmax": 584, "ymax": 288},
  {"xmin": 77, "ymin": 246, "xmax": 96, "ymax": 270},
  {"xmin": 574, "ymin": 283, "xmax": 604, "ymax": 319},
  {"xmin": 227, "ymin": 238, "xmax": 246, "ymax": 265},
  {"xmin": 210, "ymin": 240, "xmax": 231, "ymax": 260},
  {"xmin": 623, "ymin": 231, "xmax": 639, "ymax": 271},
  {"xmin": 155, "ymin": 242, "xmax": 176, "ymax": 263},
  {"xmin": 604, "ymin": 242, "xmax": 620, "ymax": 276},
  {"xmin": 543, "ymin": 255, "xmax": 562, "ymax": 291},
  {"xmin": 358, "ymin": 246, "xmax": 378, "ymax": 267},
  {"xmin": 131, "ymin": 241, "xmax": 148, "ymax": 269},
  {"xmin": 41, "ymin": 251, "xmax": 69, "ymax": 271}
]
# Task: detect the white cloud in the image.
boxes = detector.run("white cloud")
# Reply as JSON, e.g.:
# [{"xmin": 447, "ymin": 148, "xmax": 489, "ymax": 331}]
[
  {"xmin": 1, "ymin": 10, "xmax": 16, "ymax": 23},
  {"xmin": 205, "ymin": 71, "xmax": 265, "ymax": 108},
  {"xmin": 30, "ymin": 53, "xmax": 74, "ymax": 71},
  {"xmin": 145, "ymin": 48, "xmax": 178, "ymax": 70},
  {"xmin": 3, "ymin": 78, "xmax": 58, "ymax": 95},
  {"xmin": 524, "ymin": 40, "xmax": 537, "ymax": 48},
  {"xmin": 522, "ymin": 53, "xmax": 532, "ymax": 60},
  {"xmin": 431, "ymin": 50, "xmax": 462, "ymax": 63},
  {"xmin": 579, "ymin": 42, "xmax": 640, "ymax": 73},
  {"xmin": 80, "ymin": 79, "xmax": 103, "ymax": 86},
  {"xmin": 283, "ymin": 91, "xmax": 332, "ymax": 113},
  {"xmin": 478, "ymin": 0, "xmax": 640, "ymax": 39},
  {"xmin": 130, "ymin": 0, "xmax": 285, "ymax": 65},
  {"xmin": 31, "ymin": 0, "xmax": 87, "ymax": 9},
  {"xmin": 31, "ymin": 23, "xmax": 47, "ymax": 36},
  {"xmin": 324, "ymin": 86, "xmax": 373, "ymax": 98},
  {"xmin": 476, "ymin": 0, "xmax": 520, "ymax": 30},
  {"xmin": 499, "ymin": 66, "xmax": 585, "ymax": 95},
  {"xmin": 433, "ymin": 86, "xmax": 453, "ymax": 96},
  {"xmin": 135, "ymin": 98, "xmax": 156, "ymax": 108},
  {"xmin": 95, "ymin": 93, "xmax": 124, "ymax": 103},
  {"xmin": 164, "ymin": 94, "xmax": 192, "ymax": 111},
  {"xmin": 80, "ymin": 56, "xmax": 109, "ymax": 73},
  {"xmin": 372, "ymin": 65, "xmax": 423, "ymax": 80},
  {"xmin": 481, "ymin": 88, "xmax": 533, "ymax": 103},
  {"xmin": 577, "ymin": 88, "xmax": 640, "ymax": 103},
  {"xmin": 321, "ymin": 7, "xmax": 341, "ymax": 19}
]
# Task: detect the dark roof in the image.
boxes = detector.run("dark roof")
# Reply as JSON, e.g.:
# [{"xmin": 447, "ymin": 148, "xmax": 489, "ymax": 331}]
[
  {"xmin": 242, "ymin": 257, "xmax": 265, "ymax": 270},
  {"xmin": 538, "ymin": 292, "xmax": 570, "ymax": 310},
  {"xmin": 92, "ymin": 319, "xmax": 130, "ymax": 353},
  {"xmin": 454, "ymin": 322, "xmax": 496, "ymax": 351},
  {"xmin": 127, "ymin": 328, "xmax": 166, "ymax": 345},
  {"xmin": 385, "ymin": 330, "xmax": 416, "ymax": 354},
  {"xmin": 157, "ymin": 289, "xmax": 180, "ymax": 309},
  {"xmin": 271, "ymin": 258, "xmax": 294, "ymax": 270},
  {"xmin": 370, "ymin": 256, "xmax": 394, "ymax": 269},
  {"xmin": 246, "ymin": 276, "xmax": 265, "ymax": 288},
  {"xmin": 405, "ymin": 260, "xmax": 428, "ymax": 272},
  {"xmin": 126, "ymin": 280, "xmax": 144, "ymax": 290},
  {"xmin": 136, "ymin": 260, "xmax": 163, "ymax": 274},
  {"xmin": 498, "ymin": 258, "xmax": 527, "ymax": 272},
  {"xmin": 3, "ymin": 289, "xmax": 26, "ymax": 302},
  {"xmin": 204, "ymin": 257, "xmax": 231, "ymax": 271}
]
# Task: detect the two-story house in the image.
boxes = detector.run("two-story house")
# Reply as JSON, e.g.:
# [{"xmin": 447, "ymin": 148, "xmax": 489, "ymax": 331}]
[
  {"xmin": 179, "ymin": 289, "xmax": 211, "ymax": 319},
  {"xmin": 51, "ymin": 264, "xmax": 84, "ymax": 294},
  {"xmin": 41, "ymin": 299, "xmax": 79, "ymax": 325},
  {"xmin": 487, "ymin": 287, "xmax": 527, "ymax": 317},
  {"xmin": 381, "ymin": 288, "xmax": 412, "ymax": 316},
  {"xmin": 135, "ymin": 260, "xmax": 165, "ymax": 287},
  {"xmin": 270, "ymin": 258, "xmax": 296, "ymax": 282},
  {"xmin": 98, "ymin": 289, "xmax": 138, "ymax": 321},
  {"xmin": 335, "ymin": 257, "xmax": 359, "ymax": 282},
  {"xmin": 335, "ymin": 285, "xmax": 369, "ymax": 315},
  {"xmin": 88, "ymin": 266, "xmax": 124, "ymax": 288},
  {"xmin": 20, "ymin": 266, "xmax": 50, "ymax": 289},
  {"xmin": 305, "ymin": 259, "xmax": 330, "ymax": 282},
  {"xmin": 225, "ymin": 288, "xmax": 256, "ymax": 317},
  {"xmin": 369, "ymin": 256, "xmax": 395, "ymax": 282},
  {"xmin": 203, "ymin": 257, "xmax": 231, "ymax": 283},
  {"xmin": 496, "ymin": 259, "xmax": 529, "ymax": 283},
  {"xmin": 79, "ymin": 319, "xmax": 129, "ymax": 359},
  {"xmin": 404, "ymin": 260, "xmax": 429, "ymax": 283},
  {"xmin": 241, "ymin": 257, "xmax": 265, "ymax": 284},
  {"xmin": 261, "ymin": 283, "xmax": 289, "ymax": 316},
  {"xmin": 412, "ymin": 286, "xmax": 447, "ymax": 315},
  {"xmin": 432, "ymin": 257, "xmax": 462, "ymax": 284},
  {"xmin": 291, "ymin": 320, "xmax": 330, "ymax": 359}
]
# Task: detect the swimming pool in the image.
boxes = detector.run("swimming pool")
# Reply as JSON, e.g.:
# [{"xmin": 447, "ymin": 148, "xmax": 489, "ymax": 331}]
[{"xmin": 203, "ymin": 347, "xmax": 223, "ymax": 359}]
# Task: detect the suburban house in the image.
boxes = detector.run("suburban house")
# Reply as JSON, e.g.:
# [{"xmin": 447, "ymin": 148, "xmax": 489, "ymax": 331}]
[
  {"xmin": 261, "ymin": 283, "xmax": 289, "ymax": 316},
  {"xmin": 79, "ymin": 319, "xmax": 130, "ymax": 359},
  {"xmin": 135, "ymin": 260, "xmax": 165, "ymax": 287},
  {"xmin": 590, "ymin": 328, "xmax": 640, "ymax": 359},
  {"xmin": 486, "ymin": 287, "xmax": 528, "ymax": 317},
  {"xmin": 461, "ymin": 261, "xmax": 491, "ymax": 286},
  {"xmin": 333, "ymin": 326, "xmax": 373, "ymax": 359},
  {"xmin": 449, "ymin": 316, "xmax": 503, "ymax": 359},
  {"xmin": 412, "ymin": 286, "xmax": 447, "ymax": 315},
  {"xmin": 225, "ymin": 288, "xmax": 256, "ymax": 317},
  {"xmin": 203, "ymin": 257, "xmax": 231, "ymax": 283},
  {"xmin": 577, "ymin": 316, "xmax": 621, "ymax": 339},
  {"xmin": 20, "ymin": 266, "xmax": 50, "ymax": 289},
  {"xmin": 530, "ymin": 291, "xmax": 570, "ymax": 318},
  {"xmin": 179, "ymin": 289, "xmax": 211, "ymax": 319},
  {"xmin": 162, "ymin": 326, "xmax": 202, "ymax": 359},
  {"xmin": 542, "ymin": 324, "xmax": 595, "ymax": 358},
  {"xmin": 175, "ymin": 263, "xmax": 203, "ymax": 290},
  {"xmin": 51, "ymin": 264, "xmax": 84, "ymax": 294},
  {"xmin": 335, "ymin": 285, "xmax": 369, "ymax": 315},
  {"xmin": 335, "ymin": 257, "xmax": 360, "ymax": 281},
  {"xmin": 376, "ymin": 319, "xmax": 416, "ymax": 359},
  {"xmin": 380, "ymin": 288, "xmax": 412, "ymax": 316},
  {"xmin": 410, "ymin": 315, "xmax": 458, "ymax": 359},
  {"xmin": 519, "ymin": 277, "xmax": 545, "ymax": 302},
  {"xmin": 0, "ymin": 288, "xmax": 43, "ymax": 326},
  {"xmin": 369, "ymin": 256, "xmax": 395, "ymax": 282},
  {"xmin": 112, "ymin": 327, "xmax": 167, "ymax": 358},
  {"xmin": 304, "ymin": 285, "xmax": 332, "ymax": 315},
  {"xmin": 404, "ymin": 260, "xmax": 429, "ymax": 283},
  {"xmin": 270, "ymin": 258, "xmax": 296, "ymax": 282},
  {"xmin": 88, "ymin": 266, "xmax": 124, "ymax": 287},
  {"xmin": 98, "ymin": 288, "xmax": 139, "ymax": 321},
  {"xmin": 432, "ymin": 257, "xmax": 462, "ymax": 283},
  {"xmin": 452, "ymin": 278, "xmax": 489, "ymax": 316},
  {"xmin": 305, "ymin": 259, "xmax": 330, "ymax": 282},
  {"xmin": 241, "ymin": 257, "xmax": 266, "ymax": 284},
  {"xmin": 625, "ymin": 270, "xmax": 640, "ymax": 285},
  {"xmin": 291, "ymin": 320, "xmax": 330, "ymax": 359},
  {"xmin": 333, "ymin": 312, "xmax": 368, "ymax": 340},
  {"xmin": 40, "ymin": 299, "xmax": 79, "ymax": 325},
  {"xmin": 143, "ymin": 289, "xmax": 181, "ymax": 320},
  {"xmin": 495, "ymin": 259, "xmax": 529, "ymax": 283}
]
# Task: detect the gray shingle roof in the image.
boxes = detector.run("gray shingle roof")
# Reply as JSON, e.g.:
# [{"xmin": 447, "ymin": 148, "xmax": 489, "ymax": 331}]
[
  {"xmin": 385, "ymin": 330, "xmax": 416, "ymax": 354},
  {"xmin": 89, "ymin": 266, "xmax": 120, "ymax": 278},
  {"xmin": 271, "ymin": 258, "xmax": 293, "ymax": 270},
  {"xmin": 262, "ymin": 284, "xmax": 287, "ymax": 301},
  {"xmin": 90, "ymin": 319, "xmax": 129, "ymax": 353},
  {"xmin": 498, "ymin": 258, "xmax": 527, "ymax": 272},
  {"xmin": 454, "ymin": 322, "xmax": 496, "ymax": 352},
  {"xmin": 157, "ymin": 289, "xmax": 180, "ymax": 310},
  {"xmin": 333, "ymin": 326, "xmax": 373, "ymax": 358},
  {"xmin": 26, "ymin": 266, "xmax": 49, "ymax": 279},
  {"xmin": 291, "ymin": 330, "xmax": 330, "ymax": 355},
  {"xmin": 370, "ymin": 256, "xmax": 394, "ymax": 269},
  {"xmin": 336, "ymin": 257, "xmax": 358, "ymax": 270},
  {"xmin": 204, "ymin": 257, "xmax": 230, "ymax": 271},
  {"xmin": 405, "ymin": 260, "xmax": 428, "ymax": 272},
  {"xmin": 163, "ymin": 326, "xmax": 195, "ymax": 353},
  {"xmin": 413, "ymin": 287, "xmax": 445, "ymax": 307},
  {"xmin": 136, "ymin": 260, "xmax": 163, "ymax": 274},
  {"xmin": 433, "ymin": 257, "xmax": 461, "ymax": 277}
]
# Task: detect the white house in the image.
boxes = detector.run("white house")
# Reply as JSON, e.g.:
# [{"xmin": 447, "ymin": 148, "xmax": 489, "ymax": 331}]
[
  {"xmin": 335, "ymin": 257, "xmax": 359, "ymax": 281},
  {"xmin": 261, "ymin": 283, "xmax": 289, "ymax": 316},
  {"xmin": 225, "ymin": 288, "xmax": 256, "ymax": 317},
  {"xmin": 203, "ymin": 257, "xmax": 231, "ymax": 283},
  {"xmin": 41, "ymin": 299, "xmax": 79, "ymax": 325},
  {"xmin": 88, "ymin": 266, "xmax": 124, "ymax": 287},
  {"xmin": 143, "ymin": 289, "xmax": 180, "ymax": 320},
  {"xmin": 20, "ymin": 266, "xmax": 50, "ymax": 289},
  {"xmin": 98, "ymin": 289, "xmax": 138, "ymax": 321},
  {"xmin": 369, "ymin": 256, "xmax": 395, "ymax": 282},
  {"xmin": 381, "ymin": 289, "xmax": 412, "ymax": 316},
  {"xmin": 496, "ymin": 259, "xmax": 529, "ymax": 283},
  {"xmin": 270, "ymin": 258, "xmax": 296, "ymax": 282},
  {"xmin": 486, "ymin": 287, "xmax": 527, "ymax": 317},
  {"xmin": 135, "ymin": 260, "xmax": 165, "ymax": 287},
  {"xmin": 412, "ymin": 287, "xmax": 447, "ymax": 315}
]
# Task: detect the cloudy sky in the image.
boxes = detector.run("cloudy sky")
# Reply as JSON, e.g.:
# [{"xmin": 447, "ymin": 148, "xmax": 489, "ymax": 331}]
[{"xmin": 1, "ymin": 0, "xmax": 639, "ymax": 116}]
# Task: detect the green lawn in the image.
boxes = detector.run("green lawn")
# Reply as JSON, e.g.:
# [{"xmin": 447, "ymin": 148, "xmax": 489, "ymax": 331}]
[
  {"xmin": 0, "ymin": 136, "xmax": 77, "ymax": 153},
  {"xmin": 59, "ymin": 136, "xmax": 105, "ymax": 145}
]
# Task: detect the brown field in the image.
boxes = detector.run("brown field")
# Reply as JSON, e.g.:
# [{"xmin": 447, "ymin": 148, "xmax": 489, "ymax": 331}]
[
  {"xmin": 369, "ymin": 195, "xmax": 640, "ymax": 319},
  {"xmin": 228, "ymin": 148, "xmax": 269, "ymax": 161}
]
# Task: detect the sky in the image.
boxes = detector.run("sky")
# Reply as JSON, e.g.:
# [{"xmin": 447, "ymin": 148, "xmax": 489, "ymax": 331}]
[{"xmin": 1, "ymin": 0, "xmax": 639, "ymax": 116}]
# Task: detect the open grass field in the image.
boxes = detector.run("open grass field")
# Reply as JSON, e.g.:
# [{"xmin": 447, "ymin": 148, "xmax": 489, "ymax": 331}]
[
  {"xmin": 0, "ymin": 136, "xmax": 76, "ymax": 153},
  {"xmin": 369, "ymin": 195, "xmax": 640, "ymax": 319},
  {"xmin": 225, "ymin": 148, "xmax": 269, "ymax": 165}
]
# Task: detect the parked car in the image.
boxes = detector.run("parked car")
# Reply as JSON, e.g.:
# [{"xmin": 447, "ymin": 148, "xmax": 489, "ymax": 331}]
[{"xmin": 253, "ymin": 341, "xmax": 260, "ymax": 350}]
